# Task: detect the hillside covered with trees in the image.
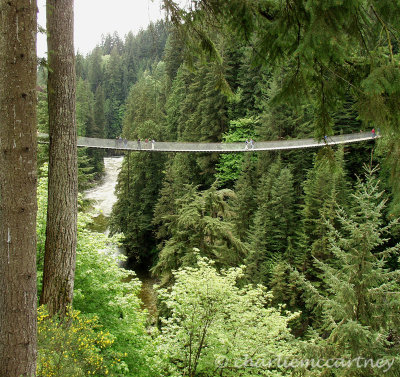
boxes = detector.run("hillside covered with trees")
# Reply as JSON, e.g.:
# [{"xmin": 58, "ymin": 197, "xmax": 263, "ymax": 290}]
[{"xmin": 1, "ymin": 1, "xmax": 400, "ymax": 376}]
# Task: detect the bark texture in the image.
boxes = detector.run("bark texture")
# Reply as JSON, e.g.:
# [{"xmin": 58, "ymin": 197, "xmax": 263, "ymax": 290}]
[
  {"xmin": 0, "ymin": 1, "xmax": 38, "ymax": 376},
  {"xmin": 40, "ymin": 0, "xmax": 78, "ymax": 317}
]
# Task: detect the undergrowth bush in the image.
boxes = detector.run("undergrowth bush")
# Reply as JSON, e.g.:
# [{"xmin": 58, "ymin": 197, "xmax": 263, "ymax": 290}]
[
  {"xmin": 36, "ymin": 170, "xmax": 161, "ymax": 377},
  {"xmin": 37, "ymin": 306, "xmax": 120, "ymax": 377}
]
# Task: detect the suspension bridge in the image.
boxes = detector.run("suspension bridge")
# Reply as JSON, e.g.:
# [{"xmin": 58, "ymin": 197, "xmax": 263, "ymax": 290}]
[{"xmin": 38, "ymin": 131, "xmax": 377, "ymax": 153}]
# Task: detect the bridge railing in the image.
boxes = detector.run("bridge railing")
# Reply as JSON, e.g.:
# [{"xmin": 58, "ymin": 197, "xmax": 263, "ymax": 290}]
[{"xmin": 38, "ymin": 131, "xmax": 377, "ymax": 152}]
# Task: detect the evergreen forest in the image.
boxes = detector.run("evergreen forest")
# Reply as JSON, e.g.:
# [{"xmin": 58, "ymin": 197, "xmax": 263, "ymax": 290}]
[{"xmin": 1, "ymin": 1, "xmax": 400, "ymax": 376}]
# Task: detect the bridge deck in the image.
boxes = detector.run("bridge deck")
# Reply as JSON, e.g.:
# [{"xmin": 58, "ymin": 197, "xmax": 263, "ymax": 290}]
[{"xmin": 38, "ymin": 132, "xmax": 377, "ymax": 153}]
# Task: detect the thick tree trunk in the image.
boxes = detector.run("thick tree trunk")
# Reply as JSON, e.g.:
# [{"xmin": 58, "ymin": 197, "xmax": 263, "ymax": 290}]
[
  {"xmin": 40, "ymin": 0, "xmax": 78, "ymax": 317},
  {"xmin": 0, "ymin": 1, "xmax": 38, "ymax": 375}
]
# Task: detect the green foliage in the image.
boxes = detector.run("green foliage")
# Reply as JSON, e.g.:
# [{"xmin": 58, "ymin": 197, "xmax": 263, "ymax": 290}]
[
  {"xmin": 103, "ymin": 47, "xmax": 126, "ymax": 138},
  {"xmin": 179, "ymin": 62, "xmax": 228, "ymax": 143},
  {"xmin": 251, "ymin": 69, "xmax": 316, "ymax": 191},
  {"xmin": 265, "ymin": 148, "xmax": 351, "ymax": 333},
  {"xmin": 37, "ymin": 306, "xmax": 118, "ymax": 377},
  {"xmin": 332, "ymin": 95, "xmax": 374, "ymax": 182},
  {"xmin": 165, "ymin": 66, "xmax": 188, "ymax": 141},
  {"xmin": 37, "ymin": 174, "xmax": 159, "ymax": 376},
  {"xmin": 299, "ymin": 147, "xmax": 349, "ymax": 279},
  {"xmin": 215, "ymin": 117, "xmax": 257, "ymax": 186},
  {"xmin": 296, "ymin": 167, "xmax": 400, "ymax": 376},
  {"xmin": 76, "ymin": 78, "xmax": 95, "ymax": 137},
  {"xmin": 230, "ymin": 153, "xmax": 258, "ymax": 241},
  {"xmin": 93, "ymin": 85, "xmax": 106, "ymax": 138},
  {"xmin": 376, "ymin": 132, "xmax": 400, "ymax": 218},
  {"xmin": 359, "ymin": 61, "xmax": 400, "ymax": 133},
  {"xmin": 87, "ymin": 47, "xmax": 104, "ymax": 92},
  {"xmin": 153, "ymin": 183, "xmax": 247, "ymax": 284},
  {"xmin": 74, "ymin": 213, "xmax": 160, "ymax": 377},
  {"xmin": 35, "ymin": 12, "xmax": 400, "ymax": 377},
  {"xmin": 169, "ymin": 62, "xmax": 230, "ymax": 187},
  {"xmin": 163, "ymin": 28, "xmax": 184, "ymax": 82},
  {"xmin": 79, "ymin": 22, "xmax": 168, "ymax": 141},
  {"xmin": 112, "ymin": 61, "xmax": 169, "ymax": 268},
  {"xmin": 122, "ymin": 63, "xmax": 168, "ymax": 141},
  {"xmin": 110, "ymin": 152, "xmax": 166, "ymax": 267},
  {"xmin": 77, "ymin": 149, "xmax": 98, "ymax": 190},
  {"xmin": 153, "ymin": 154, "xmax": 202, "ymax": 243},
  {"xmin": 163, "ymin": 0, "xmax": 400, "ymax": 142},
  {"xmin": 124, "ymin": 21, "xmax": 168, "ymax": 77},
  {"xmin": 246, "ymin": 159, "xmax": 296, "ymax": 285},
  {"xmin": 157, "ymin": 256, "xmax": 299, "ymax": 377}
]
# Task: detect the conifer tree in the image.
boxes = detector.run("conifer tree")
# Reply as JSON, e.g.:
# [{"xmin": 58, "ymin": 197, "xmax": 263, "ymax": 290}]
[
  {"xmin": 228, "ymin": 45, "xmax": 266, "ymax": 119},
  {"xmin": 0, "ymin": 0, "xmax": 38, "ymax": 373},
  {"xmin": 41, "ymin": 0, "xmax": 78, "ymax": 317},
  {"xmin": 332, "ymin": 95, "xmax": 374, "ymax": 181},
  {"xmin": 121, "ymin": 33, "xmax": 136, "ymax": 95},
  {"xmin": 87, "ymin": 46, "xmax": 103, "ymax": 92},
  {"xmin": 300, "ymin": 147, "xmax": 349, "ymax": 278},
  {"xmin": 110, "ymin": 152, "xmax": 166, "ymax": 268},
  {"xmin": 111, "ymin": 63, "xmax": 169, "ymax": 268},
  {"xmin": 122, "ymin": 62, "xmax": 168, "ymax": 141},
  {"xmin": 255, "ymin": 70, "xmax": 315, "ymax": 190},
  {"xmin": 163, "ymin": 0, "xmax": 400, "ymax": 139},
  {"xmin": 231, "ymin": 154, "xmax": 258, "ymax": 241},
  {"xmin": 76, "ymin": 78, "xmax": 94, "ymax": 137},
  {"xmin": 182, "ymin": 63, "xmax": 228, "ymax": 143},
  {"xmin": 153, "ymin": 153, "xmax": 202, "ymax": 244},
  {"xmin": 86, "ymin": 85, "xmax": 106, "ymax": 178},
  {"xmin": 268, "ymin": 148, "xmax": 350, "ymax": 334},
  {"xmin": 75, "ymin": 79, "xmax": 106, "ymax": 182},
  {"xmin": 269, "ymin": 260, "xmax": 302, "ymax": 318},
  {"xmin": 101, "ymin": 32, "xmax": 124, "ymax": 55},
  {"xmin": 129, "ymin": 21, "xmax": 168, "ymax": 74},
  {"xmin": 179, "ymin": 62, "xmax": 229, "ymax": 186},
  {"xmin": 93, "ymin": 85, "xmax": 106, "ymax": 136},
  {"xmin": 245, "ymin": 160, "xmax": 296, "ymax": 285},
  {"xmin": 296, "ymin": 167, "xmax": 400, "ymax": 376},
  {"xmin": 163, "ymin": 28, "xmax": 184, "ymax": 82},
  {"xmin": 75, "ymin": 52, "xmax": 87, "ymax": 80},
  {"xmin": 165, "ymin": 66, "xmax": 188, "ymax": 141},
  {"xmin": 153, "ymin": 183, "xmax": 247, "ymax": 284},
  {"xmin": 104, "ymin": 47, "xmax": 125, "ymax": 138}
]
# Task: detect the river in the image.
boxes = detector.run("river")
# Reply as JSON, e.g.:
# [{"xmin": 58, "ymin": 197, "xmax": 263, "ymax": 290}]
[
  {"xmin": 85, "ymin": 156, "xmax": 158, "ymax": 322},
  {"xmin": 85, "ymin": 156, "xmax": 124, "ymax": 218}
]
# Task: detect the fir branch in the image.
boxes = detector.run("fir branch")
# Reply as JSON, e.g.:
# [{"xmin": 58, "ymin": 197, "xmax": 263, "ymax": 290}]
[
  {"xmin": 370, "ymin": 4, "xmax": 394, "ymax": 62},
  {"xmin": 354, "ymin": 8, "xmax": 371, "ymax": 56},
  {"xmin": 318, "ymin": 60, "xmax": 365, "ymax": 95}
]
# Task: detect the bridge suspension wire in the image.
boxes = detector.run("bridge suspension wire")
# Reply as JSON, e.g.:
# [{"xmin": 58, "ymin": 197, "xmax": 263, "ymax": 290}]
[{"xmin": 38, "ymin": 132, "xmax": 378, "ymax": 153}]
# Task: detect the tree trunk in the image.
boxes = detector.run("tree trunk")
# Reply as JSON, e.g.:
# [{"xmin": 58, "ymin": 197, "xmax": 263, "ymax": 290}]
[
  {"xmin": 0, "ymin": 1, "xmax": 38, "ymax": 375},
  {"xmin": 40, "ymin": 0, "xmax": 78, "ymax": 317}
]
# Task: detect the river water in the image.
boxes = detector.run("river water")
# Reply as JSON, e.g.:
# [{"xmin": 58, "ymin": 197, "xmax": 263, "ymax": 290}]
[
  {"xmin": 84, "ymin": 156, "xmax": 158, "ymax": 322},
  {"xmin": 85, "ymin": 156, "xmax": 124, "ymax": 218}
]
